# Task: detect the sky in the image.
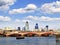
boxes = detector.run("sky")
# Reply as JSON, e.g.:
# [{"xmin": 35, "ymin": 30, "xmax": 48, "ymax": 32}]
[{"xmin": 0, "ymin": 0, "xmax": 60, "ymax": 30}]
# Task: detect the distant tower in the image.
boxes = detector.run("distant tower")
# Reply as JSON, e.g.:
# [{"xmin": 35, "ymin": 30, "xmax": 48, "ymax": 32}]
[
  {"xmin": 22, "ymin": 26, "xmax": 26, "ymax": 31},
  {"xmin": 46, "ymin": 25, "xmax": 48, "ymax": 31},
  {"xmin": 35, "ymin": 23, "xmax": 39, "ymax": 31},
  {"xmin": 18, "ymin": 27, "xmax": 21, "ymax": 30},
  {"xmin": 35, "ymin": 23, "xmax": 39, "ymax": 29},
  {"xmin": 25, "ymin": 21, "xmax": 29, "ymax": 31}
]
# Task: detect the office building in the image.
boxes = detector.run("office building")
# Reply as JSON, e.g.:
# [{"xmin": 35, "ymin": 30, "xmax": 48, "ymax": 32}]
[
  {"xmin": 25, "ymin": 21, "xmax": 29, "ymax": 31},
  {"xmin": 46, "ymin": 25, "xmax": 48, "ymax": 31},
  {"xmin": 35, "ymin": 23, "xmax": 39, "ymax": 29},
  {"xmin": 17, "ymin": 27, "xmax": 21, "ymax": 30},
  {"xmin": 22, "ymin": 26, "xmax": 26, "ymax": 31},
  {"xmin": 35, "ymin": 23, "xmax": 39, "ymax": 31}
]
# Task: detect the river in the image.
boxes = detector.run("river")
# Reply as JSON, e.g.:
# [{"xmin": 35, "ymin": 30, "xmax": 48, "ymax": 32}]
[{"xmin": 0, "ymin": 37, "xmax": 59, "ymax": 45}]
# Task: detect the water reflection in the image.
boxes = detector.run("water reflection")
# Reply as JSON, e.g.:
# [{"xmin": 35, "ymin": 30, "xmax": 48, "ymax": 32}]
[
  {"xmin": 56, "ymin": 38, "xmax": 60, "ymax": 45},
  {"xmin": 0, "ymin": 37, "xmax": 56, "ymax": 45}
]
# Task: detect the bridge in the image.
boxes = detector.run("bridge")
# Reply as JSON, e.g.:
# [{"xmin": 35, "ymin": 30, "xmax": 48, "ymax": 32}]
[{"xmin": 3, "ymin": 31, "xmax": 56, "ymax": 37}]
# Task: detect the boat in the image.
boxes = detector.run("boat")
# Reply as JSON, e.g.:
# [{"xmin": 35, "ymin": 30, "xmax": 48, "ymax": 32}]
[{"xmin": 16, "ymin": 36, "xmax": 25, "ymax": 39}]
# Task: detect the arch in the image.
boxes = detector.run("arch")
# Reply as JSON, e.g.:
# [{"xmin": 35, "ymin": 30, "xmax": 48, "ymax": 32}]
[
  {"xmin": 24, "ymin": 32, "xmax": 39, "ymax": 37},
  {"xmin": 8, "ymin": 33, "xmax": 22, "ymax": 37},
  {"xmin": 41, "ymin": 32, "xmax": 51, "ymax": 37}
]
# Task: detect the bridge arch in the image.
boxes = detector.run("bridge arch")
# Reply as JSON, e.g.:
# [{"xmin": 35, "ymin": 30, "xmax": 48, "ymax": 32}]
[
  {"xmin": 41, "ymin": 32, "xmax": 51, "ymax": 37},
  {"xmin": 7, "ymin": 33, "xmax": 22, "ymax": 37},
  {"xmin": 23, "ymin": 32, "xmax": 39, "ymax": 37}
]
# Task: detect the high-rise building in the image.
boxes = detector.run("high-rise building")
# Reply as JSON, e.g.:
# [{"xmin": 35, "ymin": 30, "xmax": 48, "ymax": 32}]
[
  {"xmin": 46, "ymin": 25, "xmax": 48, "ymax": 31},
  {"xmin": 22, "ymin": 26, "xmax": 26, "ymax": 31},
  {"xmin": 35, "ymin": 23, "xmax": 39, "ymax": 29},
  {"xmin": 17, "ymin": 27, "xmax": 21, "ymax": 30},
  {"xmin": 35, "ymin": 23, "xmax": 39, "ymax": 31},
  {"xmin": 25, "ymin": 21, "xmax": 29, "ymax": 31}
]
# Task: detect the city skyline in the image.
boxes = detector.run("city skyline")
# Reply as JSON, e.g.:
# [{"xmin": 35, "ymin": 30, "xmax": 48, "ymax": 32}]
[{"xmin": 0, "ymin": 0, "xmax": 60, "ymax": 30}]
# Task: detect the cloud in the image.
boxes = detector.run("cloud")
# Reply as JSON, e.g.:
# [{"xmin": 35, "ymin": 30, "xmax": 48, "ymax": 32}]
[
  {"xmin": 40, "ymin": 1, "xmax": 60, "ymax": 14},
  {"xmin": 26, "ymin": 15, "xmax": 60, "ymax": 21},
  {"xmin": 0, "ymin": 16, "xmax": 11, "ymax": 21},
  {"xmin": 15, "ymin": 19, "xmax": 21, "ymax": 22},
  {"xmin": 0, "ymin": 0, "xmax": 16, "ymax": 11},
  {"xmin": 25, "ymin": 4, "xmax": 37, "ymax": 10},
  {"xmin": 39, "ymin": 16, "xmax": 60, "ymax": 21},
  {"xmin": 9, "ymin": 4, "xmax": 37, "ymax": 14},
  {"xmin": 9, "ymin": 1, "xmax": 60, "ymax": 14},
  {"xmin": 22, "ymin": 20, "xmax": 31, "ymax": 22},
  {"xmin": 15, "ymin": 19, "xmax": 31, "ymax": 23},
  {"xmin": 0, "ymin": 5, "xmax": 9, "ymax": 11},
  {"xmin": 26, "ymin": 15, "xmax": 38, "ymax": 20}
]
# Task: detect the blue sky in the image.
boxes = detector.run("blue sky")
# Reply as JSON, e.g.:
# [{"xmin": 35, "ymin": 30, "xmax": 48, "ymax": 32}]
[{"xmin": 0, "ymin": 0, "xmax": 60, "ymax": 30}]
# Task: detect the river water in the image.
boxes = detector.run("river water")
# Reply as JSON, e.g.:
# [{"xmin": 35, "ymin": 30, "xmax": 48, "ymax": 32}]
[{"xmin": 0, "ymin": 37, "xmax": 59, "ymax": 45}]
